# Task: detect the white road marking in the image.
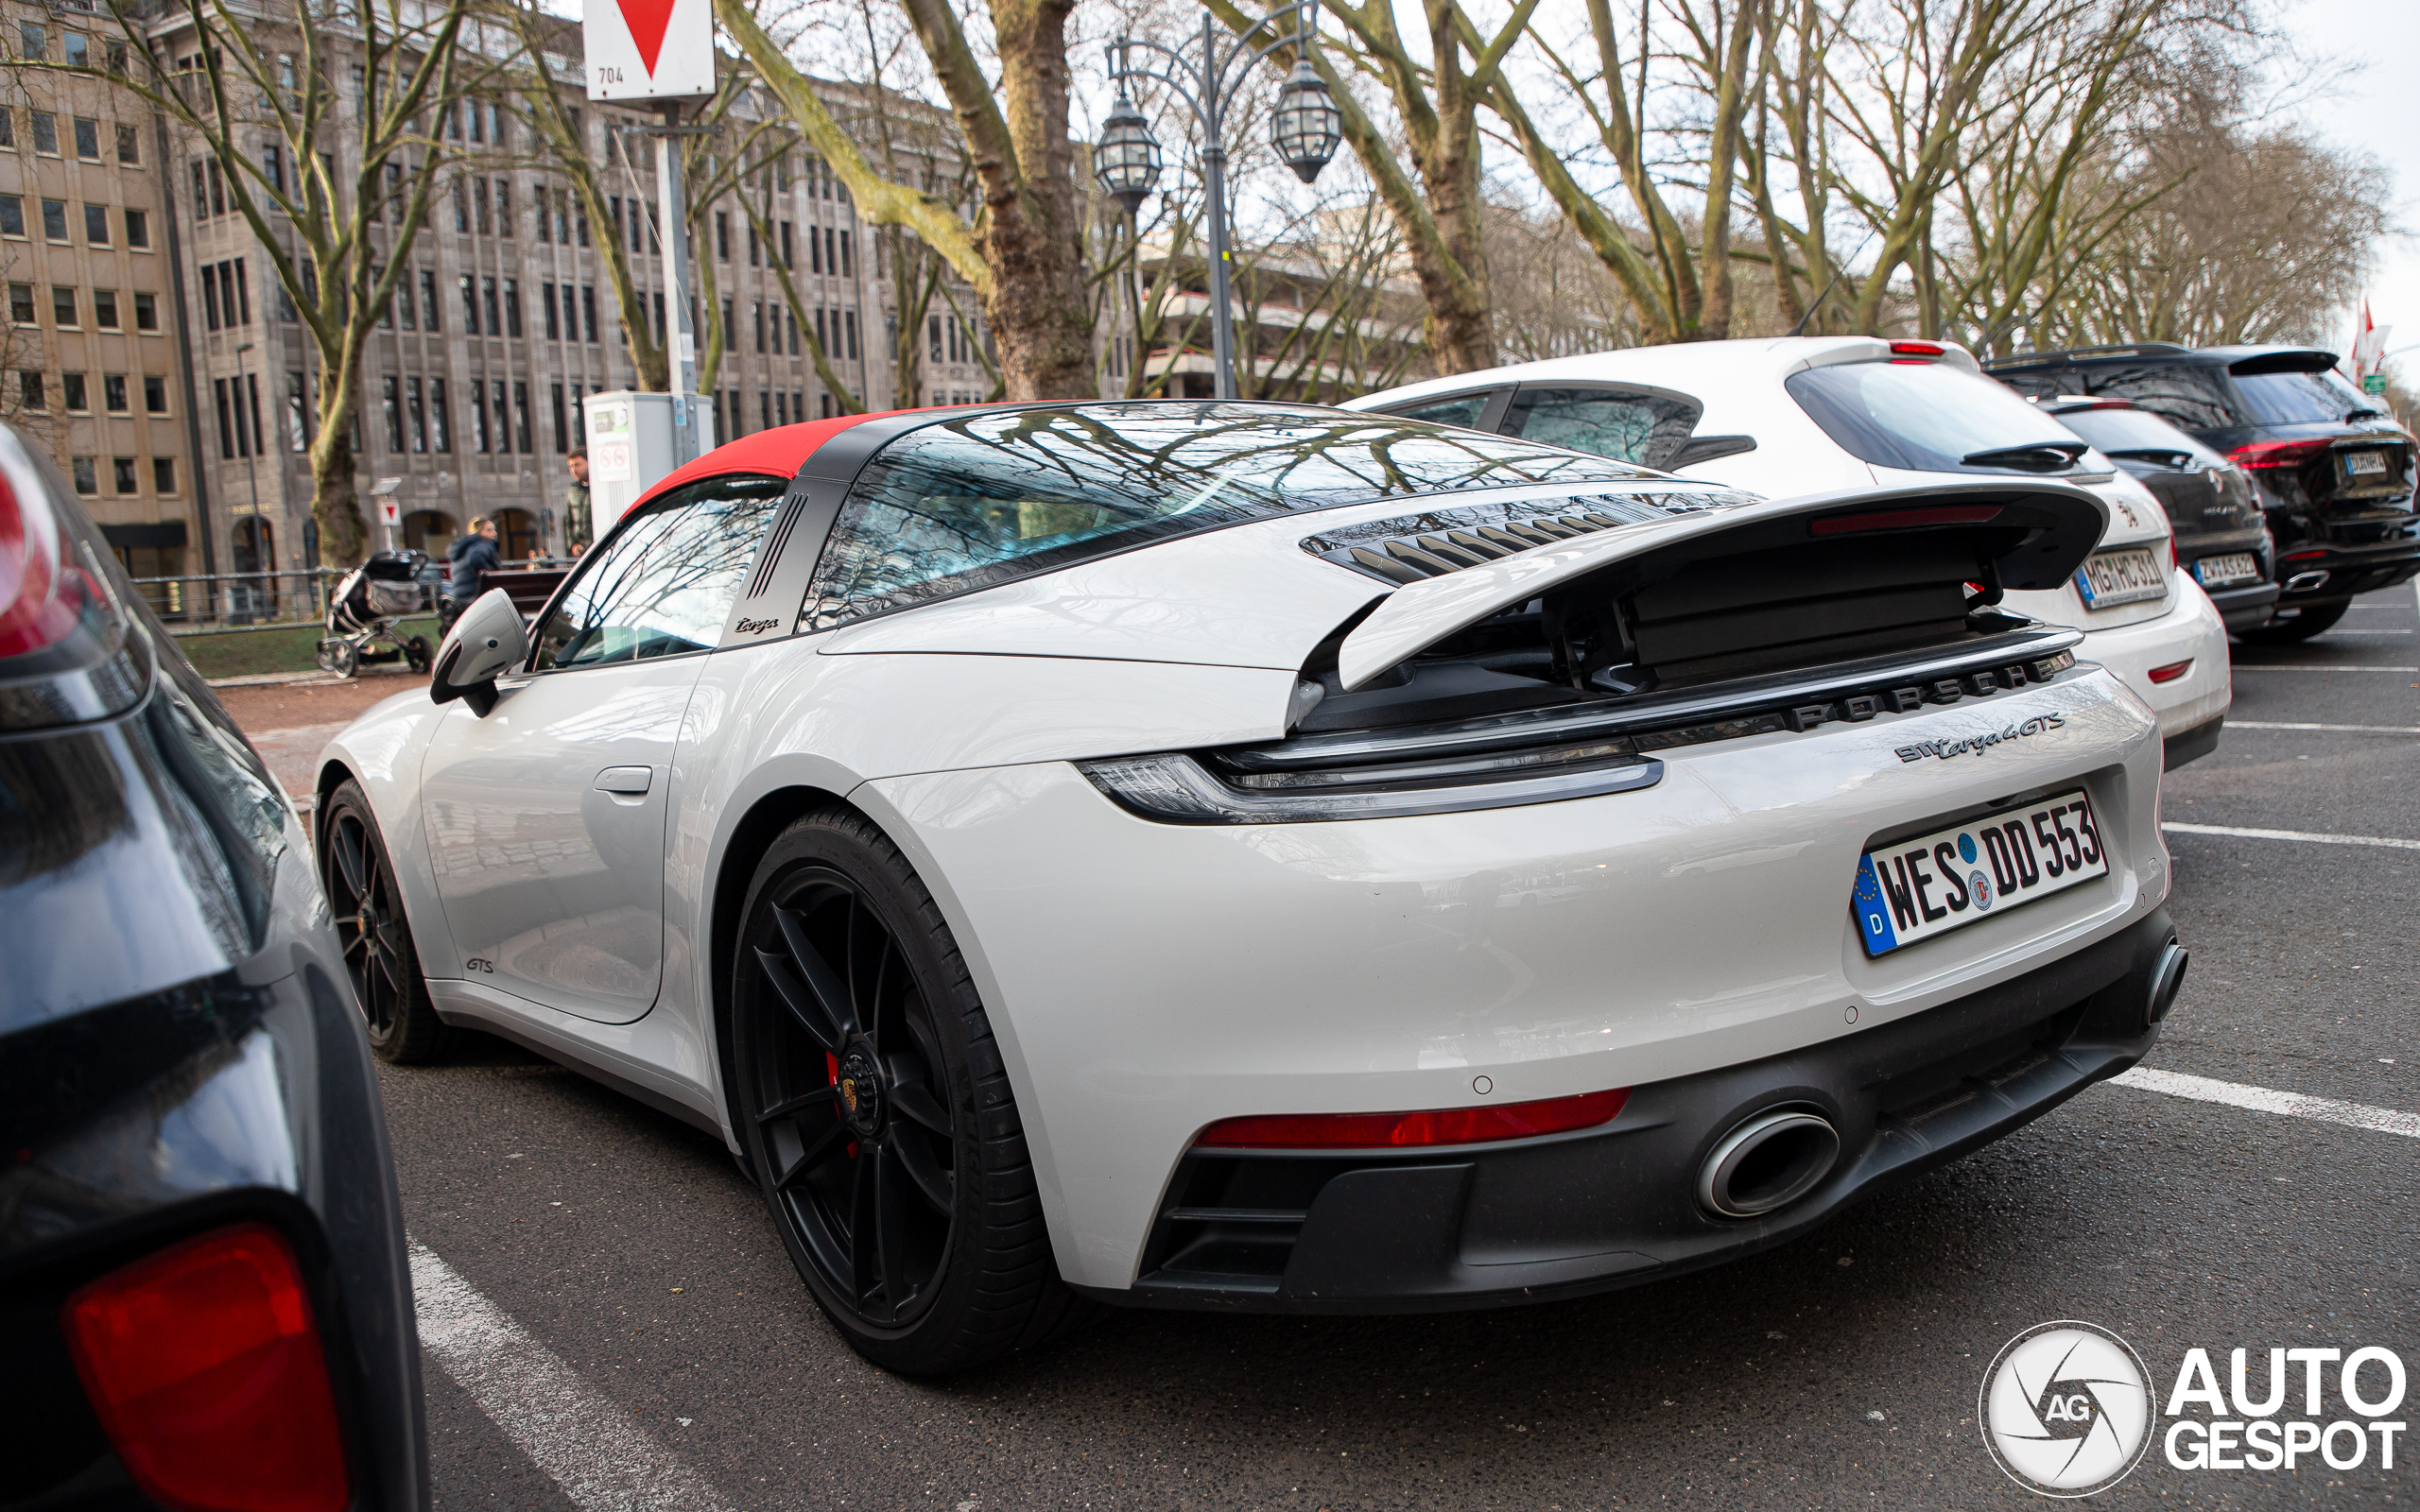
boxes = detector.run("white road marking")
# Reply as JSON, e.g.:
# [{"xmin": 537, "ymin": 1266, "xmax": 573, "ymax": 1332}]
[
  {"xmin": 2162, "ymin": 820, "xmax": 2420, "ymax": 851},
  {"xmin": 2229, "ymin": 664, "xmax": 2419, "ymax": 673},
  {"xmin": 2229, "ymin": 720, "xmax": 2420, "ymax": 734},
  {"xmin": 409, "ymin": 1243, "xmax": 735, "ymax": 1512},
  {"xmin": 2112, "ymin": 1068, "xmax": 2420, "ymax": 1140}
]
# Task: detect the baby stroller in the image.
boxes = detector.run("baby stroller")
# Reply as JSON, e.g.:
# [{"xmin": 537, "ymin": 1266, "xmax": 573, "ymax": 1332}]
[{"xmin": 315, "ymin": 549, "xmax": 434, "ymax": 679}]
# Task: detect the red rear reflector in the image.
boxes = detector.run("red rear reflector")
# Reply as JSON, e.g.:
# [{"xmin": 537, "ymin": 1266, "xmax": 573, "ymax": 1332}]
[
  {"xmin": 1196, "ymin": 1088, "xmax": 1629, "ymax": 1149},
  {"xmin": 2148, "ymin": 660, "xmax": 2193, "ymax": 684},
  {"xmin": 1809, "ymin": 506, "xmax": 2003, "ymax": 536},
  {"xmin": 2228, "ymin": 438, "xmax": 2330, "ymax": 471},
  {"xmin": 1889, "ymin": 341, "xmax": 1945, "ymax": 356},
  {"xmin": 2281, "ymin": 549, "xmax": 2327, "ymax": 561},
  {"xmin": 61, "ymin": 1224, "xmax": 350, "ymax": 1512}
]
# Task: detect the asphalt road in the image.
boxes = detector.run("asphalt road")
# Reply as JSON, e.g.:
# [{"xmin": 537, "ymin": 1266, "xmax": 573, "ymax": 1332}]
[{"xmin": 369, "ymin": 585, "xmax": 2420, "ymax": 1511}]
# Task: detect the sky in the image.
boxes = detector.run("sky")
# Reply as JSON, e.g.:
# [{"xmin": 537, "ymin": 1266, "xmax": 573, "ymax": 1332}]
[{"xmin": 2276, "ymin": 0, "xmax": 2420, "ymax": 366}]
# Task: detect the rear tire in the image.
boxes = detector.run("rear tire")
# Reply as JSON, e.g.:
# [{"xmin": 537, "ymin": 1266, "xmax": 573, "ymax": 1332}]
[
  {"xmin": 731, "ymin": 808, "xmax": 1088, "ymax": 1376},
  {"xmin": 321, "ymin": 780, "xmax": 450, "ymax": 1064},
  {"xmin": 2238, "ymin": 601, "xmax": 2346, "ymax": 644}
]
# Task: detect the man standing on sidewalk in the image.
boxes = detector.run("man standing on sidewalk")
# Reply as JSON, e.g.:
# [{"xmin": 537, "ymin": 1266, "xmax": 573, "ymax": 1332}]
[{"xmin": 564, "ymin": 449, "xmax": 594, "ymax": 557}]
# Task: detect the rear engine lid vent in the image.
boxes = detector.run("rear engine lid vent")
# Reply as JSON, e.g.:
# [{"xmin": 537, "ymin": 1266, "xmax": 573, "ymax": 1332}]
[{"xmin": 1301, "ymin": 489, "xmax": 1759, "ymax": 586}]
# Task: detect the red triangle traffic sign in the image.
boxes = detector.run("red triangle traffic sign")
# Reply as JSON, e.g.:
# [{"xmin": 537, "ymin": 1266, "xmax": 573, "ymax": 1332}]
[{"xmin": 614, "ymin": 0, "xmax": 677, "ymax": 77}]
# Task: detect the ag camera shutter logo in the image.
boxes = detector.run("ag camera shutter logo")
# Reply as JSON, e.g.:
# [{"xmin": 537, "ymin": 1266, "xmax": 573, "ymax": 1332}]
[{"xmin": 1980, "ymin": 1321, "xmax": 2156, "ymax": 1496}]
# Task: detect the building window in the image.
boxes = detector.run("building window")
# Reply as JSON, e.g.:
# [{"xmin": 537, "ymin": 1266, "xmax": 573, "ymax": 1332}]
[
  {"xmin": 492, "ymin": 380, "xmax": 510, "ymax": 455},
  {"xmin": 458, "ymin": 273, "xmax": 477, "ymax": 334},
  {"xmin": 503, "ymin": 277, "xmax": 521, "ymax": 337},
  {"xmin": 94, "ymin": 290, "xmax": 118, "ymax": 329},
  {"xmin": 474, "ymin": 177, "xmax": 491, "ymax": 234},
  {"xmin": 845, "ymin": 309, "xmax": 858, "ymax": 360},
  {"xmin": 123, "ymin": 208, "xmax": 147, "ymax": 249},
  {"xmin": 29, "ymin": 111, "xmax": 56, "ymax": 155},
  {"xmin": 420, "ymin": 269, "xmax": 440, "ymax": 333},
  {"xmin": 382, "ymin": 373, "xmax": 403, "ymax": 452},
  {"xmin": 71, "ymin": 457, "xmax": 95, "ymax": 495},
  {"xmin": 72, "ymin": 117, "xmax": 98, "ymax": 160},
  {"xmin": 261, "ymin": 143, "xmax": 284, "ymax": 194},
  {"xmin": 201, "ymin": 269, "xmax": 220, "ymax": 330},
  {"xmin": 133, "ymin": 291, "xmax": 157, "ymax": 331},
  {"xmin": 206, "ymin": 159, "xmax": 224, "ymax": 215},
  {"xmin": 62, "ymin": 33, "xmax": 86, "ymax": 68},
  {"xmin": 112, "ymin": 456, "xmax": 137, "ymax": 494},
  {"xmin": 17, "ymin": 23, "xmax": 43, "ymax": 59},
  {"xmin": 396, "ymin": 271, "xmax": 416, "ymax": 330},
  {"xmin": 430, "ymin": 378, "xmax": 451, "ymax": 452},
  {"xmin": 839, "ymin": 230, "xmax": 852, "ymax": 278},
  {"xmin": 232, "ymin": 259, "xmax": 251, "ymax": 324},
  {"xmin": 471, "ymin": 378, "xmax": 488, "ymax": 453},
  {"xmin": 550, "ymin": 382, "xmax": 566, "ymax": 452},
  {"xmin": 496, "ymin": 180, "xmax": 511, "ymax": 237},
  {"xmin": 52, "ymin": 287, "xmax": 76, "ymax": 328},
  {"xmin": 716, "ymin": 211, "xmax": 728, "ymax": 261},
  {"xmin": 752, "ymin": 301, "xmax": 764, "ymax": 353},
  {"xmin": 41, "ymin": 199, "xmax": 66, "ymax": 242},
  {"xmin": 285, "ymin": 371, "xmax": 304, "ymax": 450},
  {"xmin": 145, "ymin": 374, "xmax": 166, "ymax": 414},
  {"xmin": 16, "ymin": 370, "xmax": 41, "ymax": 410},
  {"xmin": 152, "ymin": 457, "xmax": 176, "ymax": 494},
  {"xmin": 581, "ymin": 284, "xmax": 596, "ymax": 343},
  {"xmin": 406, "ymin": 375, "xmax": 427, "ymax": 452},
  {"xmin": 482, "ymin": 276, "xmax": 499, "ymax": 335},
  {"xmin": 83, "ymin": 204, "xmax": 108, "ymax": 245},
  {"xmin": 0, "ymin": 111, "xmax": 11, "ymax": 149},
  {"xmin": 542, "ymin": 281, "xmax": 560, "ymax": 340},
  {"xmin": 759, "ymin": 389, "xmax": 770, "ymax": 430},
  {"xmin": 102, "ymin": 374, "xmax": 127, "ymax": 412},
  {"xmin": 214, "ymin": 379, "xmax": 233, "ymax": 456},
  {"xmin": 10, "ymin": 284, "xmax": 34, "ymax": 324},
  {"xmin": 452, "ymin": 178, "xmax": 469, "ymax": 233},
  {"xmin": 115, "ymin": 123, "xmax": 138, "ymax": 165},
  {"xmin": 722, "ymin": 298, "xmax": 734, "ymax": 349},
  {"xmin": 0, "ymin": 197, "xmax": 20, "ymax": 237},
  {"xmin": 512, "ymin": 381, "xmax": 530, "ymax": 454}
]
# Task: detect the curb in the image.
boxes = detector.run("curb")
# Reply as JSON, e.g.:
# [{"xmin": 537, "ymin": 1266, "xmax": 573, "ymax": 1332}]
[{"xmin": 208, "ymin": 665, "xmax": 427, "ymax": 689}]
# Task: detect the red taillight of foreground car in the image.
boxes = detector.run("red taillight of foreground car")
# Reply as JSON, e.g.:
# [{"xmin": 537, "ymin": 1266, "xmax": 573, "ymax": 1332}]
[
  {"xmin": 1809, "ymin": 505, "xmax": 2002, "ymax": 536},
  {"xmin": 1196, "ymin": 1088, "xmax": 1630, "ymax": 1149},
  {"xmin": 61, "ymin": 1223, "xmax": 351, "ymax": 1512},
  {"xmin": 2228, "ymin": 437, "xmax": 2331, "ymax": 472},
  {"xmin": 2148, "ymin": 660, "xmax": 2193, "ymax": 684},
  {"xmin": 0, "ymin": 459, "xmax": 93, "ymax": 660}
]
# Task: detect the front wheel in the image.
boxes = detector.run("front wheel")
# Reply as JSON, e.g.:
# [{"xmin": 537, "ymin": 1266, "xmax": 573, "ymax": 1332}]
[
  {"xmin": 731, "ymin": 809, "xmax": 1086, "ymax": 1376},
  {"xmin": 321, "ymin": 780, "xmax": 450, "ymax": 1063},
  {"xmin": 2238, "ymin": 601, "xmax": 2346, "ymax": 644}
]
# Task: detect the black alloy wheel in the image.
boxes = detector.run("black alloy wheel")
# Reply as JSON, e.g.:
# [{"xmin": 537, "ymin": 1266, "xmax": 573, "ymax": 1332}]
[
  {"xmin": 321, "ymin": 779, "xmax": 449, "ymax": 1063},
  {"xmin": 733, "ymin": 810, "xmax": 1086, "ymax": 1375}
]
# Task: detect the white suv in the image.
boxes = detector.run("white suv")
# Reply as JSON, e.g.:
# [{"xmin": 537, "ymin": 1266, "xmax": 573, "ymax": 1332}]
[{"xmin": 1348, "ymin": 336, "xmax": 2233, "ymax": 768}]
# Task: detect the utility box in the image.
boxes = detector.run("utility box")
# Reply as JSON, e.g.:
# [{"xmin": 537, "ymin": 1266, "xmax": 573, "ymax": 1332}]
[{"xmin": 584, "ymin": 391, "xmax": 716, "ymax": 524}]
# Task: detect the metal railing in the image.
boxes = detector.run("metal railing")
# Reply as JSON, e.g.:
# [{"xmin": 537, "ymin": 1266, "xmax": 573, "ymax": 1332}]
[{"xmin": 129, "ymin": 559, "xmax": 577, "ymax": 631}]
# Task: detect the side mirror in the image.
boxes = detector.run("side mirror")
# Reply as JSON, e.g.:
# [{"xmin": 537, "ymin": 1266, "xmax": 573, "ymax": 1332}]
[{"xmin": 429, "ymin": 588, "xmax": 528, "ymax": 717}]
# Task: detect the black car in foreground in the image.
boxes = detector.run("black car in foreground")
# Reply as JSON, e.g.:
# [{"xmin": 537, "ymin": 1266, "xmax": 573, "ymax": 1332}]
[
  {"xmin": 1989, "ymin": 343, "xmax": 2420, "ymax": 642},
  {"xmin": 0, "ymin": 430, "xmax": 426, "ymax": 1510},
  {"xmin": 2034, "ymin": 395, "xmax": 2282, "ymax": 633}
]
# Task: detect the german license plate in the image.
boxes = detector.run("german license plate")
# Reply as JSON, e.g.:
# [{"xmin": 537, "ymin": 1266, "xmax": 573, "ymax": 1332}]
[
  {"xmin": 1851, "ymin": 790, "xmax": 2109, "ymax": 956},
  {"xmin": 2346, "ymin": 450, "xmax": 2388, "ymax": 476},
  {"xmin": 2192, "ymin": 552, "xmax": 2259, "ymax": 588},
  {"xmin": 2074, "ymin": 546, "xmax": 2167, "ymax": 608}
]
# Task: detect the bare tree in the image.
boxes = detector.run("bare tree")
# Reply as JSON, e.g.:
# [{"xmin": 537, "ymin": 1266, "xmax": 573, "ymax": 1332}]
[
  {"xmin": 718, "ymin": 0, "xmax": 1094, "ymax": 399},
  {"xmin": 15, "ymin": 0, "xmax": 485, "ymax": 562}
]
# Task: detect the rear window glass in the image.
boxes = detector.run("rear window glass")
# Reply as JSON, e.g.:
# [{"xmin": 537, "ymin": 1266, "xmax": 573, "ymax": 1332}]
[
  {"xmin": 1502, "ymin": 387, "xmax": 1701, "ymax": 469},
  {"xmin": 2050, "ymin": 407, "xmax": 2225, "ymax": 469},
  {"xmin": 1786, "ymin": 360, "xmax": 2090, "ymax": 474},
  {"xmin": 2232, "ymin": 368, "xmax": 2377, "ymax": 426},
  {"xmin": 1387, "ymin": 393, "xmax": 1497, "ymax": 429},
  {"xmin": 804, "ymin": 403, "xmax": 1655, "ymax": 628},
  {"xmin": 2067, "ymin": 364, "xmax": 2238, "ymax": 431}
]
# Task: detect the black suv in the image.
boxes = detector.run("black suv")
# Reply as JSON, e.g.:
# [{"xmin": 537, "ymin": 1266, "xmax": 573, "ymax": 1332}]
[
  {"xmin": 1988, "ymin": 344, "xmax": 2419, "ymax": 642},
  {"xmin": 2033, "ymin": 396, "xmax": 2281, "ymax": 633}
]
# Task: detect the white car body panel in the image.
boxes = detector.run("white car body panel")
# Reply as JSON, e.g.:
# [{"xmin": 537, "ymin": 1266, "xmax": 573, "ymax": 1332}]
[
  {"xmin": 1345, "ymin": 336, "xmax": 2232, "ymax": 741},
  {"xmin": 870, "ymin": 670, "xmax": 2162, "ymax": 1288}
]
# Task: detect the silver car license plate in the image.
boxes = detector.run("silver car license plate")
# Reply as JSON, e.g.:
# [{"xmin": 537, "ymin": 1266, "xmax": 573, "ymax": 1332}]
[
  {"xmin": 2074, "ymin": 546, "xmax": 2168, "ymax": 609},
  {"xmin": 2192, "ymin": 552, "xmax": 2259, "ymax": 588},
  {"xmin": 1852, "ymin": 791, "xmax": 2109, "ymax": 955},
  {"xmin": 2346, "ymin": 450, "xmax": 2388, "ymax": 476}
]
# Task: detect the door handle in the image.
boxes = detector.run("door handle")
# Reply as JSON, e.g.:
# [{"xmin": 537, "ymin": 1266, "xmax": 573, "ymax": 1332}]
[{"xmin": 594, "ymin": 765, "xmax": 653, "ymax": 795}]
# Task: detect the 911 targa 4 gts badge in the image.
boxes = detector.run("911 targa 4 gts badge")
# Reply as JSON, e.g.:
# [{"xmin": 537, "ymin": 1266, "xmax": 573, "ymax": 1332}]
[{"xmin": 1896, "ymin": 712, "xmax": 2065, "ymax": 764}]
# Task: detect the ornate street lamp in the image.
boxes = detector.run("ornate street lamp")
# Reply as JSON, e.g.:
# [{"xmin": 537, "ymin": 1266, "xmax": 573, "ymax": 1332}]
[
  {"xmin": 1092, "ymin": 92, "xmax": 1163, "ymax": 217},
  {"xmin": 1270, "ymin": 61, "xmax": 1341, "ymax": 184},
  {"xmin": 1104, "ymin": 1, "xmax": 1331, "ymax": 401}
]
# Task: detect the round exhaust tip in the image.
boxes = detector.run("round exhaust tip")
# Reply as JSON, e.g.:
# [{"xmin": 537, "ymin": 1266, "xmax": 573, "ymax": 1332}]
[
  {"xmin": 2146, "ymin": 937, "xmax": 2189, "ymax": 1026},
  {"xmin": 1697, "ymin": 1108, "xmax": 1841, "ymax": 1219}
]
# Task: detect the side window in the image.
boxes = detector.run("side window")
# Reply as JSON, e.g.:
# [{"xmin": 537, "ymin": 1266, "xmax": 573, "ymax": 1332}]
[
  {"xmin": 1388, "ymin": 391, "xmax": 1502, "ymax": 430},
  {"xmin": 529, "ymin": 475, "xmax": 786, "ymax": 671},
  {"xmin": 2073, "ymin": 364, "xmax": 2239, "ymax": 432},
  {"xmin": 1502, "ymin": 387, "xmax": 1701, "ymax": 469}
]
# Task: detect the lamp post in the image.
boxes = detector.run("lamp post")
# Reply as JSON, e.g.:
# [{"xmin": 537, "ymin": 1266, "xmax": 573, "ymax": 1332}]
[{"xmin": 1098, "ymin": 1, "xmax": 1342, "ymax": 402}]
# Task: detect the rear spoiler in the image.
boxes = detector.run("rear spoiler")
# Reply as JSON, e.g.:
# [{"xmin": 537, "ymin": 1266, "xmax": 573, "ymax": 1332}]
[{"xmin": 1334, "ymin": 480, "xmax": 2108, "ymax": 692}]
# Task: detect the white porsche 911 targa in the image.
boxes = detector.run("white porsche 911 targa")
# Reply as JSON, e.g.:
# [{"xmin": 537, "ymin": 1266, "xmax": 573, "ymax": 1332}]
[{"xmin": 317, "ymin": 403, "xmax": 2188, "ymax": 1374}]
